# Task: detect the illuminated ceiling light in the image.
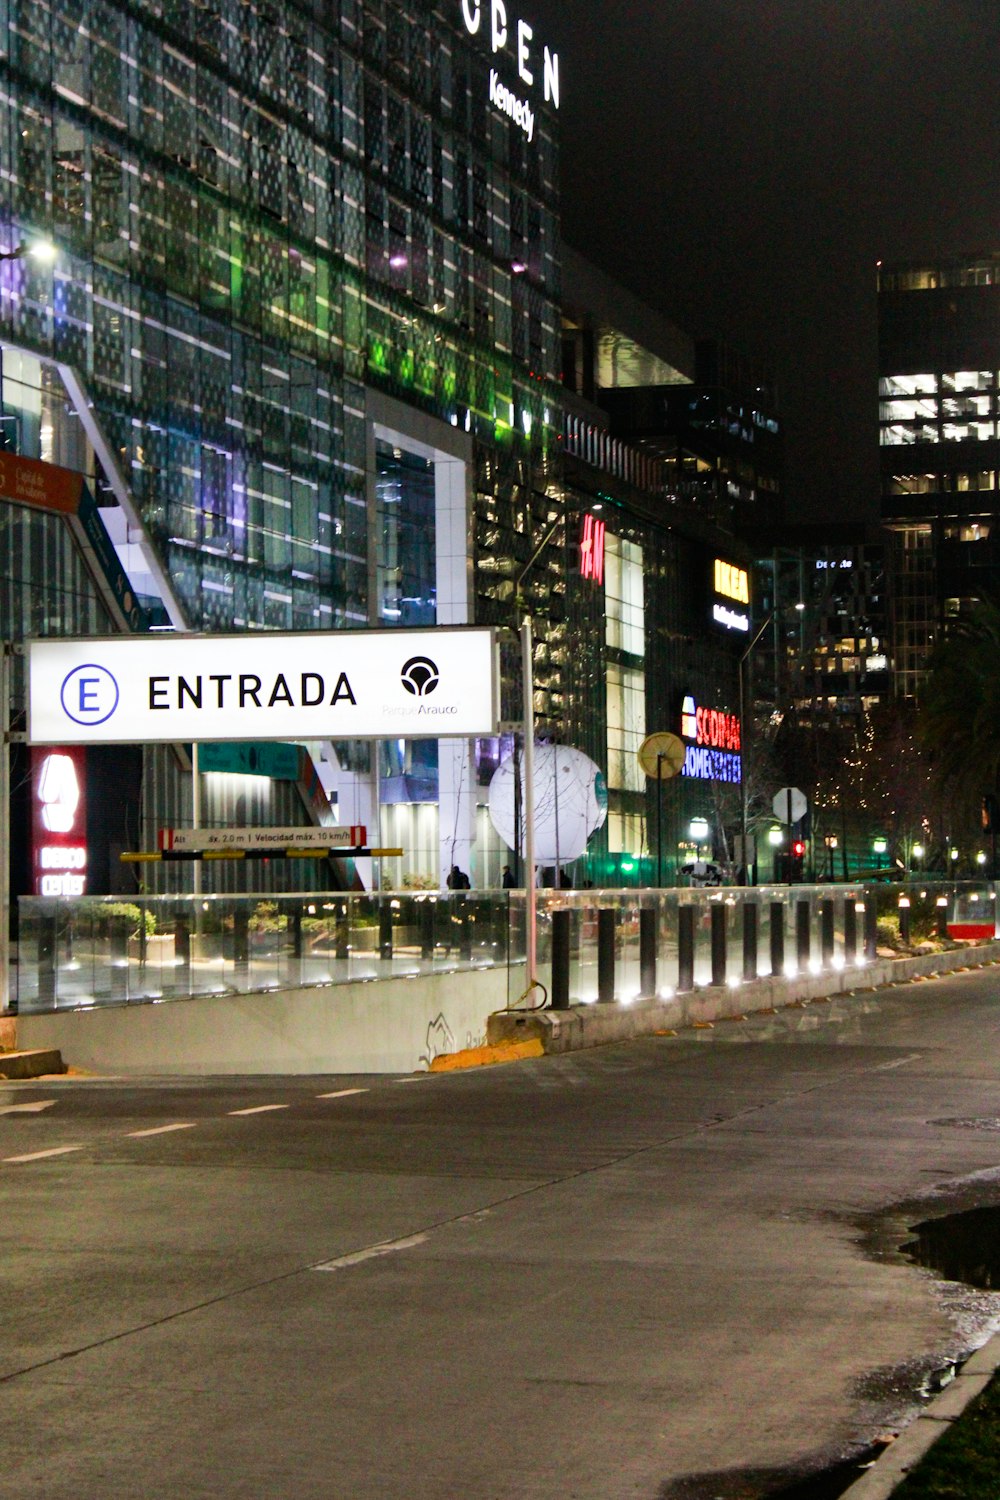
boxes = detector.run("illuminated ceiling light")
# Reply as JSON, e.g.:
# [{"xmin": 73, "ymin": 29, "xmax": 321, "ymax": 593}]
[
  {"xmin": 388, "ymin": 253, "xmax": 408, "ymax": 269},
  {"xmin": 511, "ymin": 259, "xmax": 527, "ymax": 274}
]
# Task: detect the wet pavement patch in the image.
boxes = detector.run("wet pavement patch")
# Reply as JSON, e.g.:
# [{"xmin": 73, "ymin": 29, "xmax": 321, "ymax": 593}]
[
  {"xmin": 901, "ymin": 1205, "xmax": 1000, "ymax": 1291},
  {"xmin": 657, "ymin": 1446, "xmax": 885, "ymax": 1500}
]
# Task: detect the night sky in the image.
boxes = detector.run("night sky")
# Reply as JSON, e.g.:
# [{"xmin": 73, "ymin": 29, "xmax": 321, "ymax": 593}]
[{"xmin": 525, "ymin": 0, "xmax": 1000, "ymax": 522}]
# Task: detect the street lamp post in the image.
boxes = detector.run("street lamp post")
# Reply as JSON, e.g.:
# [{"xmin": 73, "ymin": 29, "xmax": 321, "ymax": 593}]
[
  {"xmin": 738, "ymin": 614, "xmax": 773, "ymax": 885},
  {"xmin": 515, "ymin": 512, "xmax": 564, "ymax": 1008},
  {"xmin": 0, "ymin": 238, "xmax": 57, "ymax": 265}
]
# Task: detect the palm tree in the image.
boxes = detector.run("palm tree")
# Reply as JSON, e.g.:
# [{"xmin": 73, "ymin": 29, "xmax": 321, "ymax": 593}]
[{"xmin": 918, "ymin": 596, "xmax": 1000, "ymax": 809}]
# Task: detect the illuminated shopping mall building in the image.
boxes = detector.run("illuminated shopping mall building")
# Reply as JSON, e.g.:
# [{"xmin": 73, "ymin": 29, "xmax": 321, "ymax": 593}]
[
  {"xmin": 0, "ymin": 0, "xmax": 765, "ymax": 898},
  {"xmin": 879, "ymin": 252, "xmax": 1000, "ymax": 697}
]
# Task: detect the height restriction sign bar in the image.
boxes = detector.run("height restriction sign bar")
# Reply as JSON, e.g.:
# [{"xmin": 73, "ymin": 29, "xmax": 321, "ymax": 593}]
[{"xmin": 27, "ymin": 627, "xmax": 499, "ymax": 745}]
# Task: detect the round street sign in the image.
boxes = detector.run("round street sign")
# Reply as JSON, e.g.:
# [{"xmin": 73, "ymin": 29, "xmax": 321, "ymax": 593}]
[
  {"xmin": 772, "ymin": 786, "xmax": 808, "ymax": 823},
  {"xmin": 638, "ymin": 732, "xmax": 686, "ymax": 780}
]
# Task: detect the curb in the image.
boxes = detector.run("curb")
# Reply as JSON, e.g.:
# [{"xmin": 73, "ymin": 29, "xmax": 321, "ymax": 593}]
[
  {"xmin": 839, "ymin": 1331, "xmax": 1000, "ymax": 1499},
  {"xmin": 428, "ymin": 1037, "xmax": 544, "ymax": 1071},
  {"xmin": 486, "ymin": 942, "xmax": 1000, "ymax": 1056},
  {"xmin": 0, "ymin": 1048, "xmax": 66, "ymax": 1079}
]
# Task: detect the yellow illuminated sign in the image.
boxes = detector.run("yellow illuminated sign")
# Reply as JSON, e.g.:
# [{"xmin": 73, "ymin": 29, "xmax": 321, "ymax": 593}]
[{"xmin": 714, "ymin": 559, "xmax": 749, "ymax": 604}]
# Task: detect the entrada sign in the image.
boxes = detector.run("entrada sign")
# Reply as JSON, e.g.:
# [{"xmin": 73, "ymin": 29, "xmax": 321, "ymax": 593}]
[{"xmin": 27, "ymin": 628, "xmax": 499, "ymax": 745}]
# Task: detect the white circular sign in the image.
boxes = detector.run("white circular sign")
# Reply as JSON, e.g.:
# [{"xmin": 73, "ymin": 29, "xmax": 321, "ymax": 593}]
[{"xmin": 488, "ymin": 744, "xmax": 607, "ymax": 864}]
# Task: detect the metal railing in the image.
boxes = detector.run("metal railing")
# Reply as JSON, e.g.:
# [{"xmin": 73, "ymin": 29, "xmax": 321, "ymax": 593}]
[{"xmin": 10, "ymin": 880, "xmax": 995, "ymax": 1016}]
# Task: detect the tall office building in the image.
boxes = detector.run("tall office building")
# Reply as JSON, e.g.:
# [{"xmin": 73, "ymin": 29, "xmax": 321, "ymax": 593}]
[{"xmin": 879, "ymin": 252, "xmax": 1000, "ymax": 697}]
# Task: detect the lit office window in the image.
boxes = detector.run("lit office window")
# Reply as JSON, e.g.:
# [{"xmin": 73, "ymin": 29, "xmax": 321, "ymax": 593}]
[
  {"xmin": 605, "ymin": 535, "xmax": 644, "ymax": 657},
  {"xmin": 606, "ymin": 662, "xmax": 646, "ymax": 792}
]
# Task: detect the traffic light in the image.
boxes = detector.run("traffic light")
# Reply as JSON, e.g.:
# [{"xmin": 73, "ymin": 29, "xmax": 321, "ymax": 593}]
[{"xmin": 790, "ymin": 839, "xmax": 806, "ymax": 883}]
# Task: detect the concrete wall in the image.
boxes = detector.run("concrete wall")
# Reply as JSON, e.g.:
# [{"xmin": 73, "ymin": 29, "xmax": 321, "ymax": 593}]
[{"xmin": 15, "ymin": 967, "xmax": 508, "ymax": 1076}]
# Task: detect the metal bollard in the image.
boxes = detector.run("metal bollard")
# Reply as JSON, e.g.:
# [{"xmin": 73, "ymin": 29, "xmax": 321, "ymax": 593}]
[
  {"xmin": 844, "ymin": 899, "xmax": 858, "ymax": 965},
  {"xmin": 796, "ymin": 899, "xmax": 811, "ymax": 969},
  {"xmin": 935, "ymin": 897, "xmax": 949, "ymax": 942},
  {"xmin": 597, "ymin": 908, "xmax": 616, "ymax": 1003},
  {"xmin": 37, "ymin": 915, "xmax": 57, "ymax": 1008},
  {"xmin": 174, "ymin": 916, "xmax": 191, "ymax": 993},
  {"xmin": 233, "ymin": 906, "xmax": 249, "ymax": 986},
  {"xmin": 551, "ymin": 907, "xmax": 571, "ymax": 1010},
  {"xmin": 289, "ymin": 908, "xmax": 303, "ymax": 982},
  {"xmin": 639, "ymin": 907, "xmax": 657, "ymax": 997},
  {"xmin": 742, "ymin": 902, "xmax": 758, "ymax": 982},
  {"xmin": 898, "ymin": 897, "xmax": 911, "ymax": 946},
  {"xmin": 420, "ymin": 900, "xmax": 435, "ymax": 960},
  {"xmin": 335, "ymin": 902, "xmax": 350, "ymax": 962},
  {"xmin": 379, "ymin": 902, "xmax": 393, "ymax": 962},
  {"xmin": 820, "ymin": 899, "xmax": 835, "ymax": 967},
  {"xmin": 110, "ymin": 920, "xmax": 128, "ymax": 1001},
  {"xmin": 458, "ymin": 899, "xmax": 473, "ymax": 961},
  {"xmin": 864, "ymin": 897, "xmax": 878, "ymax": 962},
  {"xmin": 678, "ymin": 905, "xmax": 695, "ymax": 993},
  {"xmin": 711, "ymin": 903, "xmax": 727, "ymax": 987},
  {"xmin": 769, "ymin": 902, "xmax": 784, "ymax": 976}
]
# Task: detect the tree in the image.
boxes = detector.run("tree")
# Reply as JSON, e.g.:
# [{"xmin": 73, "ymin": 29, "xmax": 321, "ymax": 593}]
[{"xmin": 919, "ymin": 596, "xmax": 1000, "ymax": 817}]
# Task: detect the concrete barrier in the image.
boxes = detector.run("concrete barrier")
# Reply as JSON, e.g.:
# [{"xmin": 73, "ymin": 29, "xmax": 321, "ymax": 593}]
[
  {"xmin": 11, "ymin": 941, "xmax": 1000, "ymax": 1077},
  {"xmin": 486, "ymin": 942, "xmax": 1000, "ymax": 1055}
]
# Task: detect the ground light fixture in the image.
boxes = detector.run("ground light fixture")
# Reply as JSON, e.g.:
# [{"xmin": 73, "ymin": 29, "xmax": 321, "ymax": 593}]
[
  {"xmin": 977, "ymin": 850, "xmax": 988, "ymax": 866},
  {"xmin": 689, "ymin": 817, "xmax": 710, "ymax": 842},
  {"xmin": 872, "ymin": 836, "xmax": 888, "ymax": 855},
  {"xmin": 912, "ymin": 842, "xmax": 924, "ymax": 860},
  {"xmin": 767, "ymin": 827, "xmax": 783, "ymax": 847}
]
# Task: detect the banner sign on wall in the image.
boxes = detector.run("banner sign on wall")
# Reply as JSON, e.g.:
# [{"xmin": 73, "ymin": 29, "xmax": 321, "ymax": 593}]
[
  {"xmin": 27, "ymin": 628, "xmax": 500, "ymax": 745},
  {"xmin": 31, "ymin": 746, "xmax": 88, "ymax": 896}
]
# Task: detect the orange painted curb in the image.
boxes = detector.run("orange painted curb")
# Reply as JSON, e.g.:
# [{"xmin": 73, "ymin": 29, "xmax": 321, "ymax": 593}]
[{"xmin": 429, "ymin": 1038, "xmax": 544, "ymax": 1071}]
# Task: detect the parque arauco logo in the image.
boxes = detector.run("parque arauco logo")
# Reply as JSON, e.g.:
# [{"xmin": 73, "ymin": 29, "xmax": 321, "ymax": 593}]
[{"xmin": 400, "ymin": 656, "xmax": 440, "ymax": 697}]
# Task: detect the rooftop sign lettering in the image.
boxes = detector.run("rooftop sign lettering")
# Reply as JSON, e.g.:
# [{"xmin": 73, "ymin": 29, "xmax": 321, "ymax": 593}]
[{"xmin": 461, "ymin": 0, "xmax": 559, "ymax": 142}]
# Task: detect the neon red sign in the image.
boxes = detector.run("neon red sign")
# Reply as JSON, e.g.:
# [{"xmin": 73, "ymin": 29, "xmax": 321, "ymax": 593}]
[
  {"xmin": 580, "ymin": 513, "xmax": 606, "ymax": 584},
  {"xmin": 679, "ymin": 695, "xmax": 741, "ymax": 751},
  {"xmin": 32, "ymin": 746, "xmax": 88, "ymax": 896}
]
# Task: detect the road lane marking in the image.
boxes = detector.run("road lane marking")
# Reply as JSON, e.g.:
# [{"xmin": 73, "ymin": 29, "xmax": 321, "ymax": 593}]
[
  {"xmin": 4, "ymin": 1145, "xmax": 83, "ymax": 1163},
  {"xmin": 873, "ymin": 1054, "xmax": 923, "ymax": 1071},
  {"xmin": 313, "ymin": 1232, "xmax": 428, "ymax": 1272},
  {"xmin": 393, "ymin": 1077, "xmax": 426, "ymax": 1084},
  {"xmin": 127, "ymin": 1123, "xmax": 198, "ymax": 1138},
  {"xmin": 0, "ymin": 1100, "xmax": 58, "ymax": 1115},
  {"xmin": 227, "ymin": 1104, "xmax": 290, "ymax": 1116},
  {"xmin": 316, "ymin": 1088, "xmax": 368, "ymax": 1099}
]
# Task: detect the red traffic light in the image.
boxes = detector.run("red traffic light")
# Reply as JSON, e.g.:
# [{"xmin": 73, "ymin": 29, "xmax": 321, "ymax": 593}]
[{"xmin": 792, "ymin": 840, "xmax": 806, "ymax": 858}]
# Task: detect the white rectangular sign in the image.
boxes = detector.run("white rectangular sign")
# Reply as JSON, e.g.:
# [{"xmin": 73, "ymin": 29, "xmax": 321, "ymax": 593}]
[
  {"xmin": 159, "ymin": 826, "xmax": 367, "ymax": 853},
  {"xmin": 27, "ymin": 628, "xmax": 499, "ymax": 745}
]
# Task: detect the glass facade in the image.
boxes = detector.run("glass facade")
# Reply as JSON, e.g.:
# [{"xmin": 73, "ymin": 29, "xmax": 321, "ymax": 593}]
[
  {"xmin": 879, "ymin": 255, "xmax": 1000, "ymax": 691},
  {"xmin": 0, "ymin": 0, "xmax": 562, "ymax": 636}
]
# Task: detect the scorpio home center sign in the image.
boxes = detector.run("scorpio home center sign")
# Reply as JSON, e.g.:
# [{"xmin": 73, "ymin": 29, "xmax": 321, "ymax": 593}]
[{"xmin": 27, "ymin": 628, "xmax": 499, "ymax": 746}]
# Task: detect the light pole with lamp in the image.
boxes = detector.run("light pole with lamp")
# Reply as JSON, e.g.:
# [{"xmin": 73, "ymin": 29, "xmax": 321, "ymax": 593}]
[
  {"xmin": 514, "ymin": 511, "xmax": 566, "ymax": 1008},
  {"xmin": 738, "ymin": 613, "xmax": 773, "ymax": 885}
]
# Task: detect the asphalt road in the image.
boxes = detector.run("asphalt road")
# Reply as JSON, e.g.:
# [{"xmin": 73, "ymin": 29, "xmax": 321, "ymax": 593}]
[{"xmin": 5, "ymin": 966, "xmax": 1000, "ymax": 1499}]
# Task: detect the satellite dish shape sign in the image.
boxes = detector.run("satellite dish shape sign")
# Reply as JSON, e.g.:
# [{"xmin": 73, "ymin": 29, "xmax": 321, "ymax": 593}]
[{"xmin": 488, "ymin": 744, "xmax": 607, "ymax": 864}]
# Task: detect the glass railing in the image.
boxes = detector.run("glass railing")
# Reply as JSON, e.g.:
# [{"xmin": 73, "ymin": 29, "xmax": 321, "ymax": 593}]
[{"xmin": 11, "ymin": 880, "xmax": 995, "ymax": 1015}]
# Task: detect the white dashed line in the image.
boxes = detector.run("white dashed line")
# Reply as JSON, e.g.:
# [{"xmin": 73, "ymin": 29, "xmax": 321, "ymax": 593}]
[
  {"xmin": 0, "ymin": 1100, "xmax": 58, "ymax": 1115},
  {"xmin": 393, "ymin": 1077, "xmax": 427, "ymax": 1084},
  {"xmin": 313, "ymin": 1232, "xmax": 428, "ymax": 1271},
  {"xmin": 316, "ymin": 1088, "xmax": 368, "ymax": 1099},
  {"xmin": 127, "ymin": 1122, "xmax": 198, "ymax": 1138},
  {"xmin": 4, "ymin": 1145, "xmax": 83, "ymax": 1163},
  {"xmin": 228, "ymin": 1104, "xmax": 291, "ymax": 1116}
]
